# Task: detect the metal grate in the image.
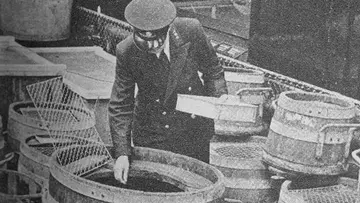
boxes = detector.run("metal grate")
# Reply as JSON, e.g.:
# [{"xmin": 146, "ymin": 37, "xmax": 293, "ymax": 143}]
[
  {"xmin": 214, "ymin": 143, "xmax": 263, "ymax": 159},
  {"xmin": 30, "ymin": 146, "xmax": 54, "ymax": 157},
  {"xmin": 26, "ymin": 77, "xmax": 112, "ymax": 176},
  {"xmin": 286, "ymin": 185, "xmax": 359, "ymax": 203},
  {"xmin": 74, "ymin": 6, "xmax": 132, "ymax": 56}
]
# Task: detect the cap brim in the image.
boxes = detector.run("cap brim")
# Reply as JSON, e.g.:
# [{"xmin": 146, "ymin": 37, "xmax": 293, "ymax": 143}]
[{"xmin": 125, "ymin": 0, "xmax": 177, "ymax": 31}]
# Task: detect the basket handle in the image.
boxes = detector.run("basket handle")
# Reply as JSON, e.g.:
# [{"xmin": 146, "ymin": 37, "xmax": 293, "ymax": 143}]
[
  {"xmin": 223, "ymin": 198, "xmax": 244, "ymax": 203},
  {"xmin": 236, "ymin": 87, "xmax": 272, "ymax": 118},
  {"xmin": 315, "ymin": 124, "xmax": 360, "ymax": 159},
  {"xmin": 236, "ymin": 87, "xmax": 272, "ymax": 97},
  {"xmin": 351, "ymin": 149, "xmax": 360, "ymax": 191},
  {"xmin": 351, "ymin": 149, "xmax": 360, "ymax": 166}
]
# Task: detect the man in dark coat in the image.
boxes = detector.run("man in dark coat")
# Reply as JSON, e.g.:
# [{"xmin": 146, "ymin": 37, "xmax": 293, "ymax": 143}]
[{"xmin": 109, "ymin": 0, "xmax": 228, "ymax": 183}]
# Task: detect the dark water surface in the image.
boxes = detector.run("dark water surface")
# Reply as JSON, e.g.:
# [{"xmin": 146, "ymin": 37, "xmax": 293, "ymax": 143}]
[{"xmin": 92, "ymin": 176, "xmax": 184, "ymax": 193}]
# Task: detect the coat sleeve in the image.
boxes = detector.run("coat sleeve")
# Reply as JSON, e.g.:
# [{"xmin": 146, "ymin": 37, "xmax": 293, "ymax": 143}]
[
  {"xmin": 108, "ymin": 43, "xmax": 135, "ymax": 158},
  {"xmin": 192, "ymin": 19, "xmax": 228, "ymax": 97}
]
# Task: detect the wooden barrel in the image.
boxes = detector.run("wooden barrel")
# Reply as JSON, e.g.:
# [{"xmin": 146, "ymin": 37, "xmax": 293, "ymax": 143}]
[
  {"xmin": 47, "ymin": 146, "xmax": 225, "ymax": 203},
  {"xmin": 210, "ymin": 136, "xmax": 278, "ymax": 203},
  {"xmin": 0, "ymin": 0, "xmax": 74, "ymax": 41},
  {"xmin": 278, "ymin": 176, "xmax": 357, "ymax": 203},
  {"xmin": 0, "ymin": 169, "xmax": 43, "ymax": 203},
  {"xmin": 7, "ymin": 101, "xmax": 95, "ymax": 152},
  {"xmin": 263, "ymin": 91, "xmax": 360, "ymax": 176},
  {"xmin": 18, "ymin": 134, "xmax": 54, "ymax": 189}
]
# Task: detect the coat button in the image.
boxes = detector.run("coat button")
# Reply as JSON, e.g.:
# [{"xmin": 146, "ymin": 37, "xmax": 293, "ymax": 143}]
[
  {"xmin": 191, "ymin": 114, "xmax": 196, "ymax": 119},
  {"xmin": 162, "ymin": 111, "xmax": 167, "ymax": 115},
  {"xmin": 188, "ymin": 86, "xmax": 192, "ymax": 91},
  {"xmin": 165, "ymin": 125, "xmax": 169, "ymax": 129}
]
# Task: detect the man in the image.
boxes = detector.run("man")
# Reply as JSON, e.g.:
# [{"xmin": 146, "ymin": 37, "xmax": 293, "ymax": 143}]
[{"xmin": 109, "ymin": 0, "xmax": 228, "ymax": 184}]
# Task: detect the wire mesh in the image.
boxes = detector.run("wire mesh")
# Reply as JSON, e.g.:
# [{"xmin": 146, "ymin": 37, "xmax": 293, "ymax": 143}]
[
  {"xmin": 74, "ymin": 6, "xmax": 132, "ymax": 56},
  {"xmin": 283, "ymin": 184, "xmax": 359, "ymax": 203},
  {"xmin": 26, "ymin": 77, "xmax": 112, "ymax": 176},
  {"xmin": 30, "ymin": 146, "xmax": 54, "ymax": 157},
  {"xmin": 213, "ymin": 143, "xmax": 263, "ymax": 159}
]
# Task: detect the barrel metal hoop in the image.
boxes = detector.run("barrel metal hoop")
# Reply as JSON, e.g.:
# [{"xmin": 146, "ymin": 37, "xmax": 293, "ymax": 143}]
[
  {"xmin": 50, "ymin": 160, "xmax": 118, "ymax": 202},
  {"xmin": 214, "ymin": 120, "xmax": 267, "ymax": 136},
  {"xmin": 50, "ymin": 154, "xmax": 225, "ymax": 203},
  {"xmin": 223, "ymin": 177, "xmax": 272, "ymax": 189},
  {"xmin": 18, "ymin": 161, "xmax": 48, "ymax": 188},
  {"xmin": 18, "ymin": 152, "xmax": 50, "ymax": 179},
  {"xmin": 20, "ymin": 139, "xmax": 50, "ymax": 168},
  {"xmin": 43, "ymin": 190, "xmax": 59, "ymax": 203},
  {"xmin": 262, "ymin": 151, "xmax": 347, "ymax": 175},
  {"xmin": 278, "ymin": 180, "xmax": 306, "ymax": 203},
  {"xmin": 277, "ymin": 91, "xmax": 355, "ymax": 119},
  {"xmin": 269, "ymin": 119, "xmax": 350, "ymax": 144}
]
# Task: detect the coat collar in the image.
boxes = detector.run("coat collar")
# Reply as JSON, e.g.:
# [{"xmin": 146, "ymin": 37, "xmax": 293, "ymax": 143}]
[{"xmin": 131, "ymin": 23, "xmax": 191, "ymax": 105}]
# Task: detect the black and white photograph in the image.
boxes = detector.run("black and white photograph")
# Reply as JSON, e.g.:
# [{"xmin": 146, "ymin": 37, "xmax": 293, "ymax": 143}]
[{"xmin": 1, "ymin": 0, "xmax": 360, "ymax": 202}]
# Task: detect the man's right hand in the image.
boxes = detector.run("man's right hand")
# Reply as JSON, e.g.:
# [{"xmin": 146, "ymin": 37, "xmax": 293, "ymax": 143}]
[{"xmin": 114, "ymin": 155, "xmax": 129, "ymax": 184}]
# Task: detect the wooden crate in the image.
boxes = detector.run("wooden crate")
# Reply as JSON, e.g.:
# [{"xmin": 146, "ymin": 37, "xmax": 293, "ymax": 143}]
[{"xmin": 30, "ymin": 46, "xmax": 117, "ymax": 146}]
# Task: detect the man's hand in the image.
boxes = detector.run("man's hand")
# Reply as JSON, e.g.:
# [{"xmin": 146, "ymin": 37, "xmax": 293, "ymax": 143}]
[{"xmin": 114, "ymin": 155, "xmax": 129, "ymax": 184}]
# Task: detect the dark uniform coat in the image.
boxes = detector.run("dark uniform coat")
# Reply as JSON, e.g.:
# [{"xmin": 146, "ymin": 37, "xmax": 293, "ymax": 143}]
[{"xmin": 109, "ymin": 17, "xmax": 228, "ymax": 163}]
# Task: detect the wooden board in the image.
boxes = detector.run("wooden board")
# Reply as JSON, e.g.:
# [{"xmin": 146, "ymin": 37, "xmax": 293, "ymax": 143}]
[
  {"xmin": 176, "ymin": 94, "xmax": 258, "ymax": 122},
  {"xmin": 29, "ymin": 46, "xmax": 117, "ymax": 146},
  {"xmin": 30, "ymin": 46, "xmax": 116, "ymax": 99},
  {"xmin": 0, "ymin": 36, "xmax": 66, "ymax": 76}
]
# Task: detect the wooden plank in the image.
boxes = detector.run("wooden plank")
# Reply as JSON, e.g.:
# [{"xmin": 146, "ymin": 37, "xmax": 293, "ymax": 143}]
[
  {"xmin": 30, "ymin": 46, "xmax": 116, "ymax": 99},
  {"xmin": 176, "ymin": 94, "xmax": 258, "ymax": 122},
  {"xmin": 10, "ymin": 46, "xmax": 53, "ymax": 65},
  {"xmin": 30, "ymin": 46, "xmax": 102, "ymax": 53},
  {"xmin": 174, "ymin": 0, "xmax": 233, "ymax": 7},
  {"xmin": 0, "ymin": 36, "xmax": 65, "ymax": 76},
  {"xmin": 94, "ymin": 48, "xmax": 116, "ymax": 64},
  {"xmin": 63, "ymin": 72, "xmax": 113, "ymax": 99},
  {"xmin": 0, "ymin": 64, "xmax": 66, "ymax": 76}
]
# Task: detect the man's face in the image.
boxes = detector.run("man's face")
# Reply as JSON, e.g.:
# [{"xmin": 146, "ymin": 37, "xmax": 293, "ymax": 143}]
[{"xmin": 133, "ymin": 26, "xmax": 169, "ymax": 53}]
